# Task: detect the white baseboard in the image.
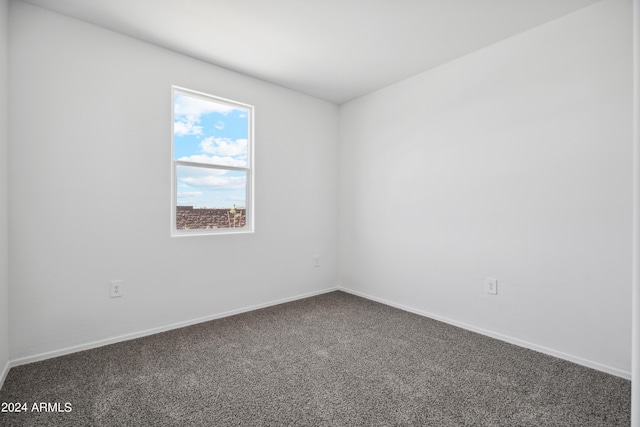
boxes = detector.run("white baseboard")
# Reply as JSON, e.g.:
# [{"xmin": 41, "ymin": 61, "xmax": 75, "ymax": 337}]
[
  {"xmin": 9, "ymin": 286, "xmax": 339, "ymax": 369},
  {"xmin": 8, "ymin": 285, "xmax": 628, "ymax": 381},
  {"xmin": 0, "ymin": 359, "xmax": 9, "ymax": 390},
  {"xmin": 338, "ymin": 285, "xmax": 632, "ymax": 380}
]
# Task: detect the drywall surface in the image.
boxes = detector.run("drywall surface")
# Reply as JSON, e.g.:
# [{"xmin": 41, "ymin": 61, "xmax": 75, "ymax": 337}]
[
  {"xmin": 8, "ymin": 1, "xmax": 338, "ymax": 360},
  {"xmin": 0, "ymin": 0, "xmax": 10, "ymax": 384},
  {"xmin": 339, "ymin": 0, "xmax": 633, "ymax": 375},
  {"xmin": 632, "ymin": 0, "xmax": 639, "ymax": 421}
]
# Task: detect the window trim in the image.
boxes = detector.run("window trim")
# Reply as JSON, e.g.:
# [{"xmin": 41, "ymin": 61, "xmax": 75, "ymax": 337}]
[{"xmin": 170, "ymin": 86, "xmax": 255, "ymax": 237}]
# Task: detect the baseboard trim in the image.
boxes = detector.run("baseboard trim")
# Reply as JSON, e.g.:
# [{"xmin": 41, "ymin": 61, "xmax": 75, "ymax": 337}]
[
  {"xmin": 338, "ymin": 286, "xmax": 631, "ymax": 380},
  {"xmin": 9, "ymin": 285, "xmax": 628, "ymax": 380},
  {"xmin": 10, "ymin": 286, "xmax": 339, "ymax": 369}
]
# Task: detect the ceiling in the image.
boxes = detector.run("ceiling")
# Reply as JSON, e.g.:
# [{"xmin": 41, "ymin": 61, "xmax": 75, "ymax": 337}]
[{"xmin": 21, "ymin": 0, "xmax": 601, "ymax": 104}]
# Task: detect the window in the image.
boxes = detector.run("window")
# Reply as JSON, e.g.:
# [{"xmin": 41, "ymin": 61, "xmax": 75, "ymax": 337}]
[{"xmin": 171, "ymin": 87, "xmax": 254, "ymax": 235}]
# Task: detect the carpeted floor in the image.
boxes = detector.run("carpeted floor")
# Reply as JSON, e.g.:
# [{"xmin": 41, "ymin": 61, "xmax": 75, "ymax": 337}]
[{"xmin": 0, "ymin": 291, "xmax": 631, "ymax": 426}]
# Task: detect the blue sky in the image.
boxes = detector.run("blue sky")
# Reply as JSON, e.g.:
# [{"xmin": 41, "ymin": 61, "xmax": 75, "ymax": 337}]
[{"xmin": 174, "ymin": 92, "xmax": 249, "ymax": 208}]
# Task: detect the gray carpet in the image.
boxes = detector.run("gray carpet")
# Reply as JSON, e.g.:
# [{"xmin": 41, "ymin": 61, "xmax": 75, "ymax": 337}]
[{"xmin": 0, "ymin": 291, "xmax": 631, "ymax": 426}]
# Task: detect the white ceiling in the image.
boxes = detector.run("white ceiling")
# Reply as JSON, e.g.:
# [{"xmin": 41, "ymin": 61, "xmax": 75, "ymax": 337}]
[{"xmin": 21, "ymin": 0, "xmax": 600, "ymax": 104}]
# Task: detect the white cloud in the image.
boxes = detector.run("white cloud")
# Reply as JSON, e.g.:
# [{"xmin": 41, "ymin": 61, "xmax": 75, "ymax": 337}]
[
  {"xmin": 200, "ymin": 137, "xmax": 247, "ymax": 158},
  {"xmin": 174, "ymin": 94, "xmax": 234, "ymax": 118},
  {"xmin": 174, "ymin": 120, "xmax": 203, "ymax": 136},
  {"xmin": 180, "ymin": 174, "xmax": 246, "ymax": 190},
  {"xmin": 176, "ymin": 164, "xmax": 246, "ymax": 207},
  {"xmin": 226, "ymin": 195, "xmax": 246, "ymax": 202},
  {"xmin": 177, "ymin": 191, "xmax": 203, "ymax": 197},
  {"xmin": 214, "ymin": 121, "xmax": 225, "ymax": 130},
  {"xmin": 174, "ymin": 93, "xmax": 235, "ymax": 137}
]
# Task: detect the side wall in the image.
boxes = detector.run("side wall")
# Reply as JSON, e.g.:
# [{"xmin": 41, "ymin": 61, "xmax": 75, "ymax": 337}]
[
  {"xmin": 339, "ymin": 0, "xmax": 633, "ymax": 376},
  {"xmin": 0, "ymin": 0, "xmax": 10, "ymax": 386},
  {"xmin": 8, "ymin": 2, "xmax": 338, "ymax": 361},
  {"xmin": 632, "ymin": 0, "xmax": 639, "ymax": 421}
]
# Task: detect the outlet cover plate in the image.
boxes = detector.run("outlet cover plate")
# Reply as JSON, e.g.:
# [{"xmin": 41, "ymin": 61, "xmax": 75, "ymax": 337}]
[
  {"xmin": 485, "ymin": 278, "xmax": 498, "ymax": 295},
  {"xmin": 110, "ymin": 280, "xmax": 123, "ymax": 298}
]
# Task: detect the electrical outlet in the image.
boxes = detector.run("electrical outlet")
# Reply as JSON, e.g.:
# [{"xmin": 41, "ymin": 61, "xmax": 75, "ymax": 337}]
[
  {"xmin": 485, "ymin": 278, "xmax": 498, "ymax": 295},
  {"xmin": 313, "ymin": 255, "xmax": 320, "ymax": 267},
  {"xmin": 110, "ymin": 280, "xmax": 123, "ymax": 298}
]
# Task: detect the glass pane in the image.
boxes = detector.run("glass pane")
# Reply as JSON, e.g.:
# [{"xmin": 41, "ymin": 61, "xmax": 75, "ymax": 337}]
[
  {"xmin": 174, "ymin": 92, "xmax": 249, "ymax": 167},
  {"xmin": 176, "ymin": 165, "xmax": 247, "ymax": 230}
]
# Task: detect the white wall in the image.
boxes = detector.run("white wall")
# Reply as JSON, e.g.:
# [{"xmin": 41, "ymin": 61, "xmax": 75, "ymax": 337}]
[
  {"xmin": 632, "ymin": 0, "xmax": 639, "ymax": 421},
  {"xmin": 0, "ymin": 0, "xmax": 10, "ymax": 384},
  {"xmin": 8, "ymin": 1, "xmax": 338, "ymax": 361},
  {"xmin": 339, "ymin": 0, "xmax": 633, "ymax": 376}
]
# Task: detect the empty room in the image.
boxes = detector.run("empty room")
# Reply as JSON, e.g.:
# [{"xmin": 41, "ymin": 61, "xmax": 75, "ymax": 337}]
[{"xmin": 1, "ymin": 0, "xmax": 639, "ymax": 425}]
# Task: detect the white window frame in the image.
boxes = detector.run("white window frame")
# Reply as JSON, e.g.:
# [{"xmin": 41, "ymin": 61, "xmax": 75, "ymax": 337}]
[{"xmin": 171, "ymin": 86, "xmax": 254, "ymax": 236}]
